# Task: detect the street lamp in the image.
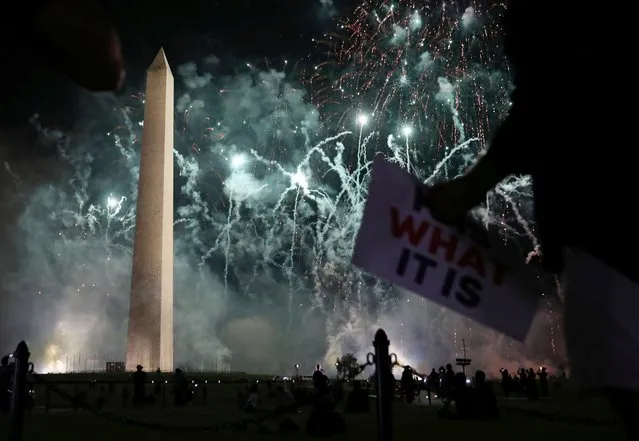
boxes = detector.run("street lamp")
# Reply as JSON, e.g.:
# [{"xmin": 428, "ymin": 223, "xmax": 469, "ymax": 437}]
[{"xmin": 295, "ymin": 364, "xmax": 300, "ymax": 378}]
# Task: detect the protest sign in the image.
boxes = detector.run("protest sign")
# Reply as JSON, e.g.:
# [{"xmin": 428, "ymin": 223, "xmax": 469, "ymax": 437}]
[{"xmin": 352, "ymin": 156, "xmax": 539, "ymax": 341}]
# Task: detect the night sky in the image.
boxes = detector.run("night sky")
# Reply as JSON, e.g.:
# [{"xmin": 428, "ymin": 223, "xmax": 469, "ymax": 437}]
[
  {"xmin": 0, "ymin": 0, "xmax": 351, "ymax": 261},
  {"xmin": 0, "ymin": 0, "xmax": 557, "ymax": 373},
  {"xmin": 0, "ymin": 0, "xmax": 346, "ymax": 129},
  {"xmin": 0, "ymin": 0, "xmax": 375, "ymax": 368}
]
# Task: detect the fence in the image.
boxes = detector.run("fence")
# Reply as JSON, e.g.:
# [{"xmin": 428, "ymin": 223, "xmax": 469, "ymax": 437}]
[
  {"xmin": 36, "ymin": 353, "xmax": 231, "ymax": 374},
  {"xmin": 2, "ymin": 329, "xmax": 398, "ymax": 441},
  {"xmin": 4, "ymin": 330, "xmax": 616, "ymax": 441}
]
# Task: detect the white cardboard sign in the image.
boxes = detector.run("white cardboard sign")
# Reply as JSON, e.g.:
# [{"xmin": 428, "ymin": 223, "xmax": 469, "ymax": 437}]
[{"xmin": 352, "ymin": 156, "xmax": 539, "ymax": 341}]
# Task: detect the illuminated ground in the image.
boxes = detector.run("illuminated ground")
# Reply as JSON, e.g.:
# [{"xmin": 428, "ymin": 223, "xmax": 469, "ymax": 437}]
[{"xmin": 0, "ymin": 374, "xmax": 626, "ymax": 441}]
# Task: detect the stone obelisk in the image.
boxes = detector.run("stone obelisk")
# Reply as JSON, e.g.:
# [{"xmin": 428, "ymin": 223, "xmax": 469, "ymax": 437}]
[{"xmin": 125, "ymin": 48, "xmax": 174, "ymax": 372}]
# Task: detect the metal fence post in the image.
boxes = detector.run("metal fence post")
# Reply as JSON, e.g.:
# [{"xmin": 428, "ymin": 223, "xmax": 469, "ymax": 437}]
[
  {"xmin": 8, "ymin": 341, "xmax": 30, "ymax": 441},
  {"xmin": 374, "ymin": 329, "xmax": 393, "ymax": 441}
]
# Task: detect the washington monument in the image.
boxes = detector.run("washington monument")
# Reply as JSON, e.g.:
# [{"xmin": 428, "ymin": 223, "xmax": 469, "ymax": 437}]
[{"xmin": 125, "ymin": 48, "xmax": 174, "ymax": 372}]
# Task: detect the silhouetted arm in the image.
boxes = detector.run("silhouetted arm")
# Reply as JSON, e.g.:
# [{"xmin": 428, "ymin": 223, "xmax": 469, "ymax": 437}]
[
  {"xmin": 464, "ymin": 86, "xmax": 537, "ymax": 195},
  {"xmin": 21, "ymin": 0, "xmax": 125, "ymax": 91}
]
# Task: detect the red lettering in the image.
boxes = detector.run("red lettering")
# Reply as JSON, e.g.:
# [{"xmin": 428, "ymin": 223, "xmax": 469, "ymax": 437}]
[
  {"xmin": 390, "ymin": 207, "xmax": 430, "ymax": 246},
  {"xmin": 491, "ymin": 258, "xmax": 510, "ymax": 286},
  {"xmin": 428, "ymin": 227, "xmax": 458, "ymax": 262},
  {"xmin": 457, "ymin": 245, "xmax": 486, "ymax": 279}
]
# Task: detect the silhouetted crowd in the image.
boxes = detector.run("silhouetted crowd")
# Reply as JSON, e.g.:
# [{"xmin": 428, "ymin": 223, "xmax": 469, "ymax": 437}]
[
  {"xmin": 397, "ymin": 363, "xmax": 499, "ymax": 420},
  {"xmin": 126, "ymin": 365, "xmax": 197, "ymax": 408},
  {"xmin": 499, "ymin": 367, "xmax": 550, "ymax": 400},
  {"xmin": 395, "ymin": 363, "xmax": 555, "ymax": 421},
  {"xmin": 1, "ymin": 357, "xmax": 562, "ymax": 438}
]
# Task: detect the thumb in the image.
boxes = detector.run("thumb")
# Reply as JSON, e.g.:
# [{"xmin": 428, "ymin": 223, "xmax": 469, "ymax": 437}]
[{"xmin": 424, "ymin": 180, "xmax": 475, "ymax": 227}]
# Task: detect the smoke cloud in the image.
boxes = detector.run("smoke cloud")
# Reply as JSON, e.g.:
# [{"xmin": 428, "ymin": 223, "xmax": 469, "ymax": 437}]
[{"xmin": 0, "ymin": 3, "xmax": 564, "ymax": 378}]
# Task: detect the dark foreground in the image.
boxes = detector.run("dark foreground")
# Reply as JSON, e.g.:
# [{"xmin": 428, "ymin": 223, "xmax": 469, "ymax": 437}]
[{"xmin": 0, "ymin": 374, "xmax": 626, "ymax": 441}]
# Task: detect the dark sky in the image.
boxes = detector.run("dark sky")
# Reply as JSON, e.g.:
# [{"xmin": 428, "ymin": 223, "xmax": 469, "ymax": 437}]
[
  {"xmin": 0, "ymin": 0, "xmax": 356, "ymax": 157},
  {"xmin": 0, "ymin": 0, "xmax": 358, "ymax": 280},
  {"xmin": 0, "ymin": 0, "xmax": 358, "ymax": 350}
]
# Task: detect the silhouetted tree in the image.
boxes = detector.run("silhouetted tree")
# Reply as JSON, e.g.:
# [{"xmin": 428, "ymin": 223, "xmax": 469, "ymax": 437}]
[{"xmin": 336, "ymin": 354, "xmax": 360, "ymax": 380}]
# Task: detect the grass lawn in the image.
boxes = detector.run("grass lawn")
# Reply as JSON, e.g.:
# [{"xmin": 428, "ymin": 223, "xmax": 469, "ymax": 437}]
[
  {"xmin": 0, "ymin": 401, "xmax": 625, "ymax": 441},
  {"xmin": 0, "ymin": 374, "xmax": 626, "ymax": 441}
]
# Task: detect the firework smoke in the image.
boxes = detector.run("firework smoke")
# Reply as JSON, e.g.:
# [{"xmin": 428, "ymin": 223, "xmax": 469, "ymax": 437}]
[{"xmin": 0, "ymin": 1, "xmax": 562, "ymax": 376}]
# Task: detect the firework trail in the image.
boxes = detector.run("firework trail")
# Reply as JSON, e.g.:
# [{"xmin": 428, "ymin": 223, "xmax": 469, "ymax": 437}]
[
  {"xmin": 3, "ymin": 2, "xmax": 557, "ymax": 375},
  {"xmin": 309, "ymin": 1, "xmax": 536, "ymax": 240},
  {"xmin": 303, "ymin": 0, "xmax": 541, "ymax": 364}
]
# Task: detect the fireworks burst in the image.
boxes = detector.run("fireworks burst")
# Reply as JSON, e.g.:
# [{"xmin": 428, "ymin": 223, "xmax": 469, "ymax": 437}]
[
  {"xmin": 311, "ymin": 1, "xmax": 509, "ymax": 171},
  {"xmin": 308, "ymin": 0, "xmax": 536, "ymax": 246},
  {"xmin": 3, "ymin": 1, "xmax": 559, "ymax": 375}
]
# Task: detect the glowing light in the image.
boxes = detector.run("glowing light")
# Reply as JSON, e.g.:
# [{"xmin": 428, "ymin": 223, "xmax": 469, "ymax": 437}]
[
  {"xmin": 42, "ymin": 360, "xmax": 66, "ymax": 374},
  {"xmin": 19, "ymin": 0, "xmax": 545, "ymax": 376},
  {"xmin": 230, "ymin": 154, "xmax": 247, "ymax": 169},
  {"xmin": 291, "ymin": 171, "xmax": 310, "ymax": 195},
  {"xmin": 41, "ymin": 344, "xmax": 66, "ymax": 373},
  {"xmin": 106, "ymin": 194, "xmax": 119, "ymax": 209}
]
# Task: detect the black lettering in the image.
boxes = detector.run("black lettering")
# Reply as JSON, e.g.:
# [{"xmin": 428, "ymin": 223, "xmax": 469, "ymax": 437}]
[
  {"xmin": 456, "ymin": 276, "xmax": 482, "ymax": 307},
  {"xmin": 396, "ymin": 248, "xmax": 411, "ymax": 276},
  {"xmin": 413, "ymin": 252, "xmax": 438, "ymax": 284},
  {"xmin": 441, "ymin": 268, "xmax": 457, "ymax": 297},
  {"xmin": 413, "ymin": 184, "xmax": 429, "ymax": 212},
  {"xmin": 396, "ymin": 248, "xmax": 438, "ymax": 285}
]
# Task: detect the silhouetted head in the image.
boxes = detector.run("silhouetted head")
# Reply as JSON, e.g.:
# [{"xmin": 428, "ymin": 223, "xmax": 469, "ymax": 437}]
[
  {"xmin": 249, "ymin": 384, "xmax": 258, "ymax": 394},
  {"xmin": 316, "ymin": 364, "xmax": 321, "ymax": 371},
  {"xmin": 445, "ymin": 363, "xmax": 453, "ymax": 371},
  {"xmin": 475, "ymin": 370, "xmax": 486, "ymax": 386},
  {"xmin": 455, "ymin": 372, "xmax": 466, "ymax": 387},
  {"xmin": 136, "ymin": 365, "xmax": 143, "ymax": 371}
]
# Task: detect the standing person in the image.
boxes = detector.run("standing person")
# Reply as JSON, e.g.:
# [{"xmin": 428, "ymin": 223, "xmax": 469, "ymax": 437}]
[
  {"xmin": 424, "ymin": 3, "xmax": 636, "ymax": 439},
  {"xmin": 154, "ymin": 368, "xmax": 162, "ymax": 396},
  {"xmin": 400, "ymin": 366, "xmax": 416, "ymax": 403},
  {"xmin": 132, "ymin": 365, "xmax": 147, "ymax": 408},
  {"xmin": 0, "ymin": 356, "xmax": 14, "ymax": 416},
  {"xmin": 312, "ymin": 364, "xmax": 329, "ymax": 395},
  {"xmin": 538, "ymin": 367, "xmax": 549, "ymax": 398}
]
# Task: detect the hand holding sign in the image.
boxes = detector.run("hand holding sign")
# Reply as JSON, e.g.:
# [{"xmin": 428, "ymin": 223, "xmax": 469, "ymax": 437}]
[
  {"xmin": 352, "ymin": 157, "xmax": 539, "ymax": 341},
  {"xmin": 417, "ymin": 176, "xmax": 481, "ymax": 227}
]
